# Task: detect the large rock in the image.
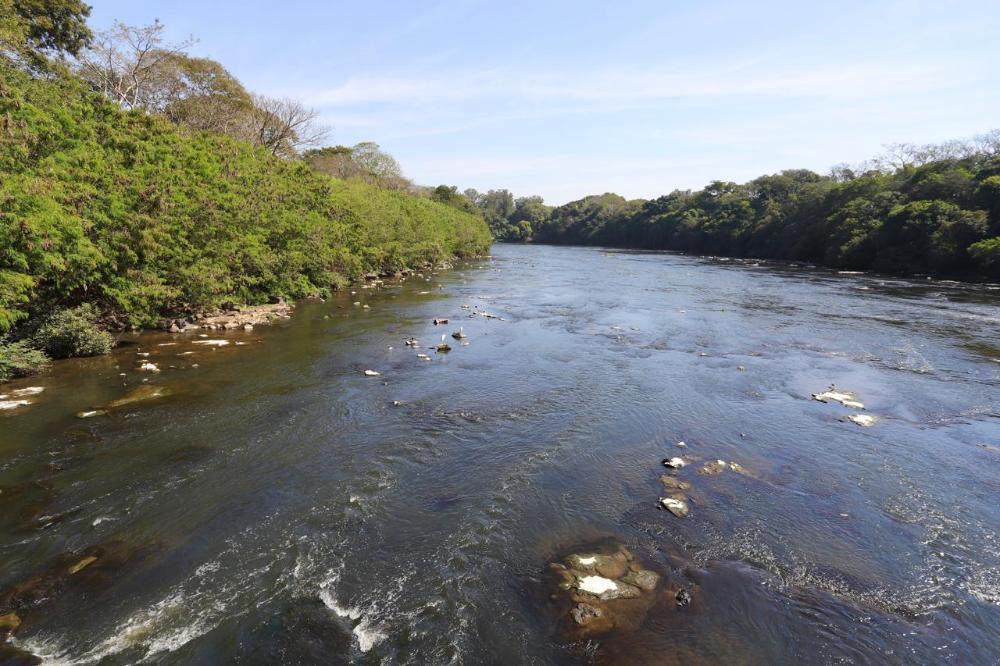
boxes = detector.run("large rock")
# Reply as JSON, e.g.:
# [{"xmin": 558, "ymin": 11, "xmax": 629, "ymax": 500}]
[{"xmin": 548, "ymin": 542, "xmax": 662, "ymax": 640}]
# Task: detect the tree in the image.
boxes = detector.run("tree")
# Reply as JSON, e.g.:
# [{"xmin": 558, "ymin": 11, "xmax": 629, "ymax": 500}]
[
  {"xmin": 76, "ymin": 19, "xmax": 196, "ymax": 111},
  {"xmin": 159, "ymin": 54, "xmax": 255, "ymax": 137},
  {"xmin": 429, "ymin": 185, "xmax": 477, "ymax": 214},
  {"xmin": 11, "ymin": 0, "xmax": 92, "ymax": 58},
  {"xmin": 349, "ymin": 141, "xmax": 408, "ymax": 189},
  {"xmin": 304, "ymin": 142, "xmax": 408, "ymax": 188},
  {"xmin": 249, "ymin": 94, "xmax": 328, "ymax": 157},
  {"xmin": 303, "ymin": 145, "xmax": 361, "ymax": 179}
]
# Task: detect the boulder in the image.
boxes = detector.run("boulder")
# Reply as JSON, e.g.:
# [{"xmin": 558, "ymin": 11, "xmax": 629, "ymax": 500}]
[{"xmin": 660, "ymin": 497, "xmax": 689, "ymax": 517}]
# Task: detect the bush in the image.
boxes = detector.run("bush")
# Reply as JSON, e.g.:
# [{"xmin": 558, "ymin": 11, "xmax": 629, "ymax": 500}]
[
  {"xmin": 0, "ymin": 340, "xmax": 50, "ymax": 382},
  {"xmin": 32, "ymin": 304, "xmax": 114, "ymax": 358}
]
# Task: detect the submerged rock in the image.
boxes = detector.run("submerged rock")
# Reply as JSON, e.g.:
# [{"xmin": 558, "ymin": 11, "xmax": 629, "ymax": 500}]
[
  {"xmin": 192, "ymin": 339, "xmax": 230, "ymax": 347},
  {"xmin": 660, "ymin": 475, "xmax": 691, "ymax": 492},
  {"xmin": 698, "ymin": 460, "xmax": 728, "ymax": 476},
  {"xmin": 105, "ymin": 384, "xmax": 171, "ymax": 408},
  {"xmin": 75, "ymin": 409, "xmax": 108, "ymax": 419}
]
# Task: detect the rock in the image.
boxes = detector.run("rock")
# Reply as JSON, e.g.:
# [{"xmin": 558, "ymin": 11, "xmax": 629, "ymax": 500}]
[
  {"xmin": 0, "ymin": 612, "xmax": 20, "ymax": 632},
  {"xmin": 0, "ymin": 400, "xmax": 31, "ymax": 410},
  {"xmin": 846, "ymin": 413, "xmax": 878, "ymax": 427},
  {"xmin": 451, "ymin": 328, "xmax": 466, "ymax": 339},
  {"xmin": 660, "ymin": 497, "xmax": 689, "ymax": 517},
  {"xmin": 433, "ymin": 318, "xmax": 448, "ymax": 325},
  {"xmin": 404, "ymin": 338, "xmax": 419, "ymax": 347},
  {"xmin": 75, "ymin": 410, "xmax": 107, "ymax": 419},
  {"xmin": 575, "ymin": 575, "xmax": 641, "ymax": 601},
  {"xmin": 363, "ymin": 370, "xmax": 380, "ymax": 377},
  {"xmin": 570, "ymin": 602, "xmax": 604, "ymax": 626},
  {"xmin": 10, "ymin": 387, "xmax": 43, "ymax": 397},
  {"xmin": 676, "ymin": 588, "xmax": 692, "ymax": 606},
  {"xmin": 243, "ymin": 323, "xmax": 254, "ymax": 331},
  {"xmin": 105, "ymin": 384, "xmax": 171, "ymax": 408},
  {"xmin": 812, "ymin": 386, "xmax": 865, "ymax": 409},
  {"xmin": 660, "ymin": 475, "xmax": 691, "ymax": 492},
  {"xmin": 435, "ymin": 343, "xmax": 452, "ymax": 353},
  {"xmin": 663, "ymin": 457, "xmax": 686, "ymax": 469},
  {"xmin": 0, "ymin": 645, "xmax": 41, "ymax": 665},
  {"xmin": 65, "ymin": 555, "xmax": 98, "ymax": 575},
  {"xmin": 676, "ymin": 440, "xmax": 686, "ymax": 448},
  {"xmin": 170, "ymin": 323, "xmax": 181, "ymax": 333},
  {"xmin": 699, "ymin": 460, "xmax": 728, "ymax": 475},
  {"xmin": 622, "ymin": 569, "xmax": 660, "ymax": 591},
  {"xmin": 192, "ymin": 339, "xmax": 230, "ymax": 346},
  {"xmin": 138, "ymin": 362, "xmax": 160, "ymax": 372}
]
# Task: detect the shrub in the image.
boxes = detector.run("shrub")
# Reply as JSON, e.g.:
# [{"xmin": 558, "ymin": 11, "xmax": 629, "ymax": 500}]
[
  {"xmin": 0, "ymin": 340, "xmax": 50, "ymax": 382},
  {"xmin": 32, "ymin": 304, "xmax": 114, "ymax": 358}
]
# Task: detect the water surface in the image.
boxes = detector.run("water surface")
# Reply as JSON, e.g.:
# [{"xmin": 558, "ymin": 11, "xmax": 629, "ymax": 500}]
[{"xmin": 2, "ymin": 244, "xmax": 999, "ymax": 664}]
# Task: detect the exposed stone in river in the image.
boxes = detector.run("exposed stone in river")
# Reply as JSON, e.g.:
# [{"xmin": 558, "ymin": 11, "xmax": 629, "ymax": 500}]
[
  {"xmin": 660, "ymin": 496, "xmax": 690, "ymax": 517},
  {"xmin": 547, "ymin": 542, "xmax": 662, "ymax": 640},
  {"xmin": 812, "ymin": 386, "xmax": 865, "ymax": 410},
  {"xmin": 846, "ymin": 413, "xmax": 878, "ymax": 427}
]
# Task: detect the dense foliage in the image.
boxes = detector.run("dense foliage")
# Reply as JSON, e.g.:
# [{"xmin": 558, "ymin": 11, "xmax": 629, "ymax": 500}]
[
  {"xmin": 0, "ymin": 9, "xmax": 490, "ymax": 382},
  {"xmin": 29, "ymin": 304, "xmax": 113, "ymax": 358},
  {"xmin": 498, "ymin": 149, "xmax": 1000, "ymax": 279},
  {"xmin": 0, "ymin": 340, "xmax": 49, "ymax": 382}
]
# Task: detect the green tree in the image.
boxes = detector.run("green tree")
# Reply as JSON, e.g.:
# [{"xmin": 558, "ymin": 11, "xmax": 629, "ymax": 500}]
[{"xmin": 11, "ymin": 0, "xmax": 91, "ymax": 57}]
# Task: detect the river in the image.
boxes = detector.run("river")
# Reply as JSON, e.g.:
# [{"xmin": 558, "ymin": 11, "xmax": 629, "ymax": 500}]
[{"xmin": 2, "ymin": 244, "xmax": 999, "ymax": 665}]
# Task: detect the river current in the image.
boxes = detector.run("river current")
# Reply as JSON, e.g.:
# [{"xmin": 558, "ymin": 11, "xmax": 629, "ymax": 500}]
[{"xmin": 2, "ymin": 244, "xmax": 999, "ymax": 665}]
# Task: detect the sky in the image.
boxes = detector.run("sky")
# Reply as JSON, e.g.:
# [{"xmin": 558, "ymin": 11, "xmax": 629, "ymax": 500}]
[{"xmin": 86, "ymin": 0, "xmax": 1000, "ymax": 205}]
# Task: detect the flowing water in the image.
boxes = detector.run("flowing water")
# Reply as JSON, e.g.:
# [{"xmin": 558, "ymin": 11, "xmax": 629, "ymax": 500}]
[{"xmin": 2, "ymin": 244, "xmax": 999, "ymax": 665}]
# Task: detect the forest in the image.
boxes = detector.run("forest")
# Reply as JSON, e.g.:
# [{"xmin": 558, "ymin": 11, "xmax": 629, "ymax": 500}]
[
  {"xmin": 474, "ymin": 141, "xmax": 1000, "ymax": 280},
  {"xmin": 0, "ymin": 0, "xmax": 491, "ymax": 379}
]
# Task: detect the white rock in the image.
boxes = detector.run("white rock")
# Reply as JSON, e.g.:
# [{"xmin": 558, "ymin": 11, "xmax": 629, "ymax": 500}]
[
  {"xmin": 577, "ymin": 575, "xmax": 618, "ymax": 595},
  {"xmin": 846, "ymin": 413, "xmax": 878, "ymax": 427},
  {"xmin": 11, "ymin": 386, "xmax": 44, "ymax": 397},
  {"xmin": 192, "ymin": 339, "xmax": 230, "ymax": 346},
  {"xmin": 660, "ymin": 497, "xmax": 689, "ymax": 517},
  {"xmin": 813, "ymin": 389, "xmax": 865, "ymax": 410},
  {"xmin": 363, "ymin": 369, "xmax": 380, "ymax": 376},
  {"xmin": 663, "ymin": 457, "xmax": 686, "ymax": 469},
  {"xmin": 0, "ymin": 400, "xmax": 31, "ymax": 410},
  {"xmin": 139, "ymin": 362, "xmax": 160, "ymax": 372}
]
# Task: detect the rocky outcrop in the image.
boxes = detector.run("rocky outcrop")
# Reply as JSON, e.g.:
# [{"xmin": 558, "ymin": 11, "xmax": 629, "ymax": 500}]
[
  {"xmin": 163, "ymin": 301, "xmax": 292, "ymax": 333},
  {"xmin": 548, "ymin": 543, "xmax": 663, "ymax": 640}
]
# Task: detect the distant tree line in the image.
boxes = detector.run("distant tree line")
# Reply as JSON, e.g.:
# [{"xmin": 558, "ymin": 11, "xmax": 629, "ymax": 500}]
[{"xmin": 476, "ymin": 135, "xmax": 1000, "ymax": 279}]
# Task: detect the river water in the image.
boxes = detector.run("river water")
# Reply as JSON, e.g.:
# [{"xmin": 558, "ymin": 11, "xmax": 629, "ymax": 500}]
[{"xmin": 2, "ymin": 244, "xmax": 999, "ymax": 665}]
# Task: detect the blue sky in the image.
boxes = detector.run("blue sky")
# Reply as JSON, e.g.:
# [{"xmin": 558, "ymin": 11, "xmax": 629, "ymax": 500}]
[{"xmin": 87, "ymin": 1, "xmax": 1000, "ymax": 204}]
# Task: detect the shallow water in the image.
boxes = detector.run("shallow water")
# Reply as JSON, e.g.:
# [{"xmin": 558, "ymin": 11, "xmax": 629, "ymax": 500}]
[{"xmin": 2, "ymin": 244, "xmax": 999, "ymax": 665}]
